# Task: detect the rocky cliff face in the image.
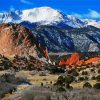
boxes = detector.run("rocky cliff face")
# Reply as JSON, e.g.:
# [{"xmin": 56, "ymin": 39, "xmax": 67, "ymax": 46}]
[{"xmin": 0, "ymin": 23, "xmax": 48, "ymax": 58}]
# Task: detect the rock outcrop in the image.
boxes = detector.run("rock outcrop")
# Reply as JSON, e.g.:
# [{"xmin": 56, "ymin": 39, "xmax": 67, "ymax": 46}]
[
  {"xmin": 0, "ymin": 23, "xmax": 48, "ymax": 58},
  {"xmin": 59, "ymin": 53, "xmax": 100, "ymax": 67}
]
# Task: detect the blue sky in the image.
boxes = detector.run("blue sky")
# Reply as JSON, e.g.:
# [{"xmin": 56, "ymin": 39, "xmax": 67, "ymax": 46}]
[{"xmin": 0, "ymin": 0, "xmax": 100, "ymax": 20}]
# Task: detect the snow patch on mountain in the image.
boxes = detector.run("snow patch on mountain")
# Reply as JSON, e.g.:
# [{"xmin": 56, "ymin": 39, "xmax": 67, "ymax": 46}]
[
  {"xmin": 88, "ymin": 43, "xmax": 99, "ymax": 52},
  {"xmin": 84, "ymin": 19, "xmax": 100, "ymax": 28},
  {"xmin": 0, "ymin": 7, "xmax": 86, "ymax": 28},
  {"xmin": 21, "ymin": 7, "xmax": 64, "ymax": 24}
]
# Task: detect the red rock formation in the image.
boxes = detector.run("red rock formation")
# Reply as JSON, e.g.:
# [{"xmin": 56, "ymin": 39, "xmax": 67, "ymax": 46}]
[
  {"xmin": 66, "ymin": 53, "xmax": 80, "ymax": 65},
  {"xmin": 85, "ymin": 57, "xmax": 100, "ymax": 64},
  {"xmin": 0, "ymin": 24, "xmax": 49, "ymax": 58},
  {"xmin": 59, "ymin": 59, "xmax": 66, "ymax": 65},
  {"xmin": 59, "ymin": 53, "xmax": 80, "ymax": 66},
  {"xmin": 59, "ymin": 52, "xmax": 100, "ymax": 67},
  {"xmin": 43, "ymin": 47, "xmax": 49, "ymax": 59},
  {"xmin": 76, "ymin": 60, "xmax": 85, "ymax": 65}
]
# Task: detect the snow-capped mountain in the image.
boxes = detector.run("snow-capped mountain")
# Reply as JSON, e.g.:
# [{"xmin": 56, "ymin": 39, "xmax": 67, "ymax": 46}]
[
  {"xmin": 0, "ymin": 7, "xmax": 100, "ymax": 52},
  {"xmin": 84, "ymin": 19, "xmax": 100, "ymax": 28},
  {"xmin": 0, "ymin": 7, "xmax": 86, "ymax": 28}
]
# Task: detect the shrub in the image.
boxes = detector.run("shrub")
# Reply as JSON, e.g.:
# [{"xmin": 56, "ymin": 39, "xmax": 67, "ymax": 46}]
[
  {"xmin": 64, "ymin": 75, "xmax": 74, "ymax": 89},
  {"xmin": 65, "ymin": 75, "xmax": 75, "ymax": 84},
  {"xmin": 91, "ymin": 68, "xmax": 95, "ymax": 72},
  {"xmin": 96, "ymin": 75, "xmax": 100, "ymax": 81},
  {"xmin": 65, "ymin": 84, "xmax": 73, "ymax": 89},
  {"xmin": 41, "ymin": 83, "xmax": 44, "ymax": 87},
  {"xmin": 0, "ymin": 82, "xmax": 16, "ymax": 98},
  {"xmin": 78, "ymin": 77, "xmax": 84, "ymax": 81},
  {"xmin": 56, "ymin": 75, "xmax": 74, "ymax": 90},
  {"xmin": 68, "ymin": 69, "xmax": 79, "ymax": 76},
  {"xmin": 57, "ymin": 86, "xmax": 66, "ymax": 92},
  {"xmin": 93, "ymin": 83, "xmax": 100, "ymax": 89},
  {"xmin": 48, "ymin": 65, "xmax": 65, "ymax": 74},
  {"xmin": 82, "ymin": 71, "xmax": 88, "ymax": 75},
  {"xmin": 0, "ymin": 55, "xmax": 12, "ymax": 70},
  {"xmin": 56, "ymin": 76, "xmax": 65, "ymax": 86},
  {"xmin": 50, "ymin": 81, "xmax": 52, "ymax": 84},
  {"xmin": 83, "ymin": 82, "xmax": 92, "ymax": 88},
  {"xmin": 98, "ymin": 69, "xmax": 100, "ymax": 73},
  {"xmin": 91, "ymin": 76, "xmax": 96, "ymax": 80},
  {"xmin": 0, "ymin": 73, "xmax": 30, "ymax": 85},
  {"xmin": 84, "ymin": 76, "xmax": 89, "ymax": 80}
]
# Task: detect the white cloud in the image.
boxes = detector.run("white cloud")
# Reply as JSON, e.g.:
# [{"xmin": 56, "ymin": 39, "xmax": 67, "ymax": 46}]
[
  {"xmin": 20, "ymin": 0, "xmax": 34, "ymax": 5},
  {"xmin": 72, "ymin": 13, "xmax": 83, "ymax": 19},
  {"xmin": 10, "ymin": 5, "xmax": 15, "ymax": 11},
  {"xmin": 87, "ymin": 10, "xmax": 100, "ymax": 18},
  {"xmin": 72, "ymin": 9, "xmax": 100, "ymax": 19}
]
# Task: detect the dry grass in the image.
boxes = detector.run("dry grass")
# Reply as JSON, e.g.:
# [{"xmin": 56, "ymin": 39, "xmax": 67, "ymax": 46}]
[
  {"xmin": 1, "ymin": 70, "xmax": 100, "ymax": 100},
  {"xmin": 12, "ymin": 70, "xmax": 100, "ymax": 88},
  {"xmin": 28, "ymin": 74, "xmax": 58, "ymax": 85},
  {"xmin": 16, "ymin": 71, "xmax": 58, "ymax": 85},
  {"xmin": 71, "ymin": 80, "xmax": 98, "ymax": 89}
]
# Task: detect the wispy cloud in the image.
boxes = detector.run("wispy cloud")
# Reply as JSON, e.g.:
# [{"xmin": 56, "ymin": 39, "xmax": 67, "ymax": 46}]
[
  {"xmin": 72, "ymin": 13, "xmax": 83, "ymax": 19},
  {"xmin": 10, "ymin": 5, "xmax": 15, "ymax": 11},
  {"xmin": 72, "ymin": 9, "xmax": 100, "ymax": 19},
  {"xmin": 86, "ymin": 9, "xmax": 100, "ymax": 18},
  {"xmin": 20, "ymin": 0, "xmax": 34, "ymax": 5}
]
